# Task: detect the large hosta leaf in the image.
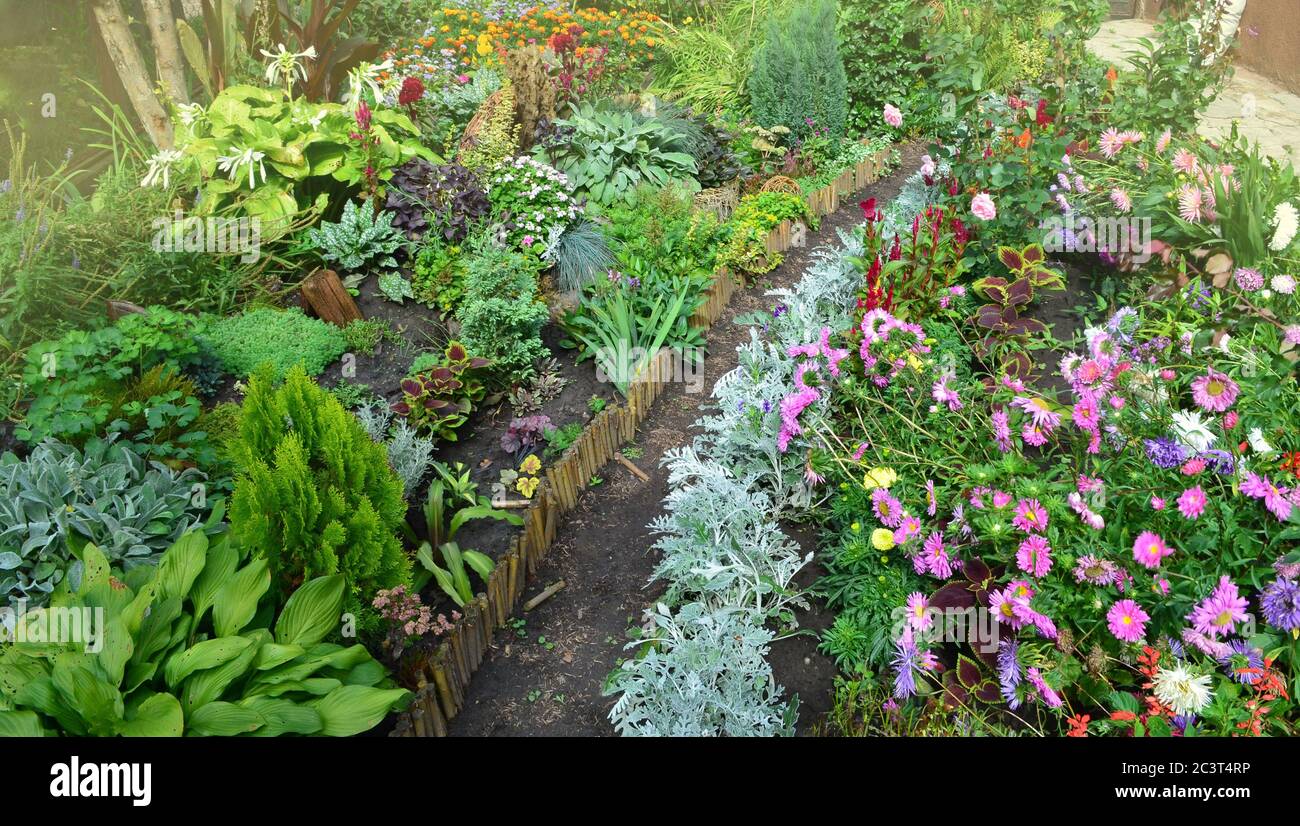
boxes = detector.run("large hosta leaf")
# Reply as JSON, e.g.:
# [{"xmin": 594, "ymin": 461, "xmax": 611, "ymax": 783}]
[{"xmin": 275, "ymin": 575, "xmax": 345, "ymax": 649}]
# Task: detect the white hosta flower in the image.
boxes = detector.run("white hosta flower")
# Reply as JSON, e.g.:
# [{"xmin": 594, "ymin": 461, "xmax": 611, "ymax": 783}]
[
  {"xmin": 261, "ymin": 43, "xmax": 317, "ymax": 89},
  {"xmin": 1271, "ymin": 201, "xmax": 1298, "ymax": 251},
  {"xmin": 1171, "ymin": 410, "xmax": 1216, "ymax": 452},
  {"xmin": 1151, "ymin": 663, "xmax": 1212, "ymax": 716},
  {"xmin": 217, "ymin": 147, "xmax": 268, "ymax": 190},
  {"xmin": 1247, "ymin": 427, "xmax": 1276, "ymax": 455},
  {"xmin": 141, "ymin": 149, "xmax": 185, "ymax": 189},
  {"xmin": 176, "ymin": 102, "xmax": 205, "ymax": 128},
  {"xmin": 345, "ymin": 59, "xmax": 395, "ymax": 104}
]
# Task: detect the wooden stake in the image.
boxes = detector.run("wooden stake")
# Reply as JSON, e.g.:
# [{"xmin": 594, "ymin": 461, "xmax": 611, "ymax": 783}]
[
  {"xmin": 523, "ymin": 580, "xmax": 566, "ymax": 612},
  {"xmin": 300, "ymin": 268, "xmax": 363, "ymax": 327},
  {"xmin": 616, "ymin": 453, "xmax": 650, "ymax": 482}
]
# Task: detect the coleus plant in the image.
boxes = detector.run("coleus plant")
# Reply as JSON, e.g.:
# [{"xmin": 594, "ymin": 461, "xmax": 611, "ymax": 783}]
[
  {"xmin": 391, "ymin": 341, "xmax": 490, "ymax": 440},
  {"xmin": 971, "ymin": 244, "xmax": 1065, "ymax": 376}
]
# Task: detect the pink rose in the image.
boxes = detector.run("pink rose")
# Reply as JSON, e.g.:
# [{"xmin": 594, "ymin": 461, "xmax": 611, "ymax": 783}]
[
  {"xmin": 971, "ymin": 192, "xmax": 997, "ymax": 221},
  {"xmin": 883, "ymin": 104, "xmax": 903, "ymax": 128}
]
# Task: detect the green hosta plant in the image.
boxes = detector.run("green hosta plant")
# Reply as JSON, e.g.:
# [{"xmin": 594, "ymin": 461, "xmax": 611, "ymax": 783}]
[
  {"xmin": 0, "ymin": 437, "xmax": 211, "ymax": 610},
  {"xmin": 164, "ymin": 84, "xmax": 434, "ymax": 226},
  {"xmin": 0, "ymin": 532, "xmax": 408, "ymax": 737},
  {"xmin": 538, "ymin": 104, "xmax": 698, "ymax": 205},
  {"xmin": 305, "ymin": 200, "xmax": 408, "ymax": 276}
]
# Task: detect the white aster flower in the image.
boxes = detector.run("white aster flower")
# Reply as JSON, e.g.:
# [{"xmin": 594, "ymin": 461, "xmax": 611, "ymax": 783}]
[
  {"xmin": 1271, "ymin": 202, "xmax": 1298, "ymax": 251},
  {"xmin": 1171, "ymin": 410, "xmax": 1216, "ymax": 452},
  {"xmin": 1247, "ymin": 427, "xmax": 1276, "ymax": 455},
  {"xmin": 1151, "ymin": 663, "xmax": 1212, "ymax": 716}
]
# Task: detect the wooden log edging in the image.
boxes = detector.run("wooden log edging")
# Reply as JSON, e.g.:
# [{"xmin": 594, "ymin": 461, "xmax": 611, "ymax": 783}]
[{"xmin": 388, "ymin": 146, "xmax": 892, "ymax": 736}]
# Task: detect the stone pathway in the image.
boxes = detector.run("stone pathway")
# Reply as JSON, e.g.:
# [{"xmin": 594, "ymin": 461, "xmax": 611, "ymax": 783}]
[{"xmin": 1088, "ymin": 18, "xmax": 1300, "ymax": 165}]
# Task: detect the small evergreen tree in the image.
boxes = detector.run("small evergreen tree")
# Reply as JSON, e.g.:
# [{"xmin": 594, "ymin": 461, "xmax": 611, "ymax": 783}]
[
  {"xmin": 230, "ymin": 364, "xmax": 411, "ymax": 637},
  {"xmin": 749, "ymin": 0, "xmax": 849, "ymax": 145},
  {"xmin": 457, "ymin": 236, "xmax": 549, "ymax": 384}
]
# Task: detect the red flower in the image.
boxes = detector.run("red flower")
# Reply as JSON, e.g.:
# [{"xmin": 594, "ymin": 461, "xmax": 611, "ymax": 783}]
[
  {"xmin": 1067, "ymin": 714, "xmax": 1091, "ymax": 736},
  {"xmin": 1036, "ymin": 98, "xmax": 1051, "ymax": 127},
  {"xmin": 399, "ymin": 76, "xmax": 425, "ymax": 108},
  {"xmin": 859, "ymin": 198, "xmax": 879, "ymax": 221}
]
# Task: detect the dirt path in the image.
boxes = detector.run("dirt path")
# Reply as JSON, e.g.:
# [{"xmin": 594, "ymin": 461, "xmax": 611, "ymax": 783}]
[{"xmin": 447, "ymin": 145, "xmax": 924, "ymax": 736}]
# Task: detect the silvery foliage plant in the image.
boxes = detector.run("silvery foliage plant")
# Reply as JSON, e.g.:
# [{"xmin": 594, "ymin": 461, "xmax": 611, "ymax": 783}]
[
  {"xmin": 605, "ymin": 602, "xmax": 797, "ymax": 737},
  {"xmin": 607, "ymin": 228, "xmax": 876, "ymax": 736},
  {"xmin": 356, "ymin": 402, "xmax": 434, "ymax": 499},
  {"xmin": 649, "ymin": 447, "xmax": 810, "ymax": 616},
  {"xmin": 0, "ymin": 437, "xmax": 208, "ymax": 609}
]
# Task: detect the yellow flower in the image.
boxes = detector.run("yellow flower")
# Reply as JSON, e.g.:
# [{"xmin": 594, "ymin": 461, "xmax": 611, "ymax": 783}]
[
  {"xmin": 906, "ymin": 353, "xmax": 923, "ymax": 371},
  {"xmin": 862, "ymin": 467, "xmax": 897, "ymax": 489},
  {"xmin": 476, "ymin": 33, "xmax": 493, "ymax": 56},
  {"xmin": 519, "ymin": 455, "xmax": 542, "ymax": 475},
  {"xmin": 850, "ymin": 521, "xmax": 861, "ymax": 532},
  {"xmin": 871, "ymin": 528, "xmax": 896, "ymax": 551},
  {"xmin": 516, "ymin": 476, "xmax": 540, "ymax": 498}
]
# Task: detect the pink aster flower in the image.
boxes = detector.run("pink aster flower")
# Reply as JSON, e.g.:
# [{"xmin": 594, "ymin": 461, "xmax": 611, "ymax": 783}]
[
  {"xmin": 1074, "ymin": 554, "xmax": 1117, "ymax": 585},
  {"xmin": 872, "ymin": 487, "xmax": 905, "ymax": 528},
  {"xmin": 925, "ymin": 479, "xmax": 937, "ymax": 517},
  {"xmin": 1072, "ymin": 395, "xmax": 1100, "ymax": 431},
  {"xmin": 905, "ymin": 592, "xmax": 932, "ymax": 631},
  {"xmin": 1099, "ymin": 127, "xmax": 1125, "ymax": 159},
  {"xmin": 1012, "ymin": 498, "xmax": 1049, "ymax": 534},
  {"xmin": 1021, "ymin": 423, "xmax": 1049, "ymax": 446},
  {"xmin": 1191, "ymin": 370, "xmax": 1239, "ymax": 412},
  {"xmin": 989, "ymin": 588, "xmax": 1026, "ymax": 629},
  {"xmin": 1177, "ymin": 485, "xmax": 1207, "ymax": 519},
  {"xmin": 1016, "ymin": 534, "xmax": 1053, "ymax": 578},
  {"xmin": 1177, "ymin": 183, "xmax": 1204, "ymax": 222},
  {"xmin": 1187, "ymin": 575, "xmax": 1249, "ymax": 638},
  {"xmin": 1110, "ymin": 188, "xmax": 1132, "ymax": 213},
  {"xmin": 1172, "ymin": 147, "xmax": 1199, "ymax": 175},
  {"xmin": 1132, "ymin": 531, "xmax": 1172, "ymax": 569},
  {"xmin": 992, "ymin": 490, "xmax": 1013, "ymax": 509},
  {"xmin": 1180, "ymin": 457, "xmax": 1206, "ymax": 476},
  {"xmin": 895, "ymin": 515, "xmax": 923, "ymax": 545},
  {"xmin": 1012, "ymin": 395, "xmax": 1061, "ymax": 430},
  {"xmin": 1150, "ymin": 495, "xmax": 1166, "ymax": 511},
  {"xmin": 931, "ymin": 373, "xmax": 962, "ymax": 411},
  {"xmin": 992, "ymin": 408, "xmax": 1012, "ymax": 453},
  {"xmin": 1027, "ymin": 667, "xmax": 1064, "ymax": 708},
  {"xmin": 1156, "ymin": 129, "xmax": 1172, "ymax": 154},
  {"xmin": 922, "ymin": 532, "xmax": 952, "ymax": 579},
  {"xmin": 1107, "ymin": 599, "xmax": 1149, "ymax": 643}
]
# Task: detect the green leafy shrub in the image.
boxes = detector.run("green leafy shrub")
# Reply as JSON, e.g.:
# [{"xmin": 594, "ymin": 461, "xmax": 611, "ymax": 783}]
[
  {"xmin": 538, "ymin": 104, "xmax": 698, "ymax": 205},
  {"xmin": 411, "ymin": 237, "xmax": 467, "ymax": 312},
  {"xmin": 0, "ymin": 437, "xmax": 211, "ymax": 610},
  {"xmin": 305, "ymin": 200, "xmax": 408, "ymax": 274},
  {"xmin": 457, "ymin": 238, "xmax": 550, "ymax": 384},
  {"xmin": 229, "ymin": 365, "xmax": 411, "ymax": 638},
  {"xmin": 206, "ymin": 307, "xmax": 347, "ymax": 380},
  {"xmin": 749, "ymin": 0, "xmax": 848, "ymax": 145},
  {"xmin": 0, "ymin": 532, "xmax": 408, "ymax": 737},
  {"xmin": 716, "ymin": 192, "xmax": 817, "ymax": 274},
  {"xmin": 838, "ymin": 0, "xmax": 928, "ymax": 132},
  {"xmin": 17, "ymin": 308, "xmax": 219, "ymax": 467}
]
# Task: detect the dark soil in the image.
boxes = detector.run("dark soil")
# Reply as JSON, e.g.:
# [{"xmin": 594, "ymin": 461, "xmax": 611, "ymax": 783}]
[
  {"xmin": 444, "ymin": 143, "xmax": 925, "ymax": 737},
  {"xmin": 1025, "ymin": 259, "xmax": 1108, "ymax": 396}
]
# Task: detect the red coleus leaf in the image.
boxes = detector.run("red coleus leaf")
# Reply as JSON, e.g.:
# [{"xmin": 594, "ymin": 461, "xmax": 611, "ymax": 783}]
[
  {"xmin": 963, "ymin": 557, "xmax": 993, "ymax": 586},
  {"xmin": 1006, "ymin": 278, "xmax": 1033, "ymax": 306},
  {"xmin": 975, "ymin": 305, "xmax": 1004, "ymax": 330},
  {"xmin": 400, "ymin": 379, "xmax": 422, "ymax": 396},
  {"xmin": 997, "ymin": 246, "xmax": 1024, "ymax": 272},
  {"xmin": 1021, "ymin": 243, "xmax": 1044, "ymax": 265},
  {"xmin": 929, "ymin": 582, "xmax": 977, "ymax": 610},
  {"xmin": 974, "ymin": 680, "xmax": 1002, "ymax": 704},
  {"xmin": 956, "ymin": 655, "xmax": 983, "ymax": 690},
  {"xmin": 391, "ymin": 401, "xmax": 411, "ymax": 416},
  {"xmin": 444, "ymin": 341, "xmax": 469, "ymax": 362},
  {"xmin": 942, "ymin": 671, "xmax": 968, "ymax": 710},
  {"xmin": 467, "ymin": 357, "xmax": 491, "ymax": 369}
]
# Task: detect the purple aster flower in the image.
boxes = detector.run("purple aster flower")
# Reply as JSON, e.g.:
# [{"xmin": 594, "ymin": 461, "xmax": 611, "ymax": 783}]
[
  {"xmin": 1217, "ymin": 639, "xmax": 1264, "ymax": 685},
  {"xmin": 1145, "ymin": 436, "xmax": 1188, "ymax": 469},
  {"xmin": 1260, "ymin": 577, "xmax": 1300, "ymax": 632},
  {"xmin": 997, "ymin": 638, "xmax": 1022, "ymax": 709}
]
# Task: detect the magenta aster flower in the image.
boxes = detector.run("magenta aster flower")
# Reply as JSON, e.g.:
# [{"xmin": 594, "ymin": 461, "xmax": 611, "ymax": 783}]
[
  {"xmin": 1233, "ymin": 267, "xmax": 1264, "ymax": 292},
  {"xmin": 1016, "ymin": 534, "xmax": 1053, "ymax": 577},
  {"xmin": 1187, "ymin": 575, "xmax": 1249, "ymax": 637},
  {"xmin": 1107, "ymin": 599, "xmax": 1149, "ymax": 643},
  {"xmin": 989, "ymin": 588, "xmax": 1026, "ymax": 629},
  {"xmin": 1012, "ymin": 395, "xmax": 1061, "ymax": 430},
  {"xmin": 922, "ymin": 532, "xmax": 951, "ymax": 579},
  {"xmin": 1177, "ymin": 485, "xmax": 1207, "ymax": 519},
  {"xmin": 895, "ymin": 515, "xmax": 923, "ymax": 545},
  {"xmin": 931, "ymin": 373, "xmax": 962, "ymax": 411},
  {"xmin": 872, "ymin": 488, "xmax": 904, "ymax": 528},
  {"xmin": 1074, "ymin": 554, "xmax": 1117, "ymax": 585},
  {"xmin": 1012, "ymin": 498, "xmax": 1049, "ymax": 534},
  {"xmin": 925, "ymin": 479, "xmax": 937, "ymax": 516},
  {"xmin": 1190, "ymin": 370, "xmax": 1239, "ymax": 412},
  {"xmin": 1027, "ymin": 667, "xmax": 1064, "ymax": 708},
  {"xmin": 905, "ymin": 592, "xmax": 932, "ymax": 631},
  {"xmin": 1150, "ymin": 495, "xmax": 1166, "ymax": 510},
  {"xmin": 1132, "ymin": 531, "xmax": 1172, "ymax": 569},
  {"xmin": 1021, "ymin": 422, "xmax": 1048, "ymax": 446}
]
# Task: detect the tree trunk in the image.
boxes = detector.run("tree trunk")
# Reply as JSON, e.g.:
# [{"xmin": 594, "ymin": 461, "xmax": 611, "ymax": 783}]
[
  {"xmin": 141, "ymin": 0, "xmax": 190, "ymax": 105},
  {"xmin": 90, "ymin": 0, "xmax": 175, "ymax": 150}
]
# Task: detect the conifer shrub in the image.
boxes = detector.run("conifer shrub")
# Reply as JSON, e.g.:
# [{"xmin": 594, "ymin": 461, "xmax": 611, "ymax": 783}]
[
  {"xmin": 456, "ymin": 237, "xmax": 550, "ymax": 385},
  {"xmin": 748, "ymin": 0, "xmax": 848, "ymax": 145},
  {"xmin": 229, "ymin": 365, "xmax": 411, "ymax": 638}
]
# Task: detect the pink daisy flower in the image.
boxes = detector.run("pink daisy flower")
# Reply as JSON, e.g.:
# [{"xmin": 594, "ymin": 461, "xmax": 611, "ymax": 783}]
[
  {"xmin": 1187, "ymin": 575, "xmax": 1249, "ymax": 638},
  {"xmin": 1012, "ymin": 498, "xmax": 1049, "ymax": 534},
  {"xmin": 872, "ymin": 488, "xmax": 904, "ymax": 528},
  {"xmin": 1177, "ymin": 485, "xmax": 1207, "ymax": 519},
  {"xmin": 1012, "ymin": 395, "xmax": 1061, "ymax": 430},
  {"xmin": 1107, "ymin": 599, "xmax": 1149, "ymax": 643},
  {"xmin": 1132, "ymin": 531, "xmax": 1172, "ymax": 569},
  {"xmin": 1190, "ymin": 370, "xmax": 1239, "ymax": 412},
  {"xmin": 905, "ymin": 592, "xmax": 932, "ymax": 631},
  {"xmin": 1016, "ymin": 535, "xmax": 1053, "ymax": 578},
  {"xmin": 922, "ymin": 532, "xmax": 952, "ymax": 579},
  {"xmin": 1110, "ymin": 188, "xmax": 1132, "ymax": 213},
  {"xmin": 1022, "ymin": 423, "xmax": 1048, "ymax": 446},
  {"xmin": 1177, "ymin": 184, "xmax": 1204, "ymax": 222}
]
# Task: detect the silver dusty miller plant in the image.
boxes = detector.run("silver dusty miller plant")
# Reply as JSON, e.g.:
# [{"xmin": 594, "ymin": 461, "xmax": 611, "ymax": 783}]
[
  {"xmin": 356, "ymin": 402, "xmax": 434, "ymax": 499},
  {"xmin": 605, "ymin": 602, "xmax": 797, "ymax": 737}
]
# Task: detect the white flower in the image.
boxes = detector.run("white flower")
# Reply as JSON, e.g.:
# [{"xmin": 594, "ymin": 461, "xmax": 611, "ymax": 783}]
[
  {"xmin": 1247, "ymin": 427, "xmax": 1276, "ymax": 455},
  {"xmin": 1151, "ymin": 663, "xmax": 1212, "ymax": 716},
  {"xmin": 345, "ymin": 59, "xmax": 395, "ymax": 104},
  {"xmin": 176, "ymin": 103, "xmax": 205, "ymax": 128},
  {"xmin": 216, "ymin": 146, "xmax": 268, "ymax": 190},
  {"xmin": 261, "ymin": 43, "xmax": 317, "ymax": 88},
  {"xmin": 1171, "ymin": 410, "xmax": 1216, "ymax": 452},
  {"xmin": 141, "ymin": 149, "xmax": 185, "ymax": 189},
  {"xmin": 1271, "ymin": 202, "xmax": 1298, "ymax": 251}
]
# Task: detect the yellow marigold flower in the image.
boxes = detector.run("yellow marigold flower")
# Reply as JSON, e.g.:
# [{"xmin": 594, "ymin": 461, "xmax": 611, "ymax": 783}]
[
  {"xmin": 862, "ymin": 467, "xmax": 897, "ymax": 489},
  {"xmin": 520, "ymin": 455, "xmax": 542, "ymax": 475},
  {"xmin": 871, "ymin": 528, "xmax": 896, "ymax": 551},
  {"xmin": 476, "ymin": 33, "xmax": 493, "ymax": 55}
]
